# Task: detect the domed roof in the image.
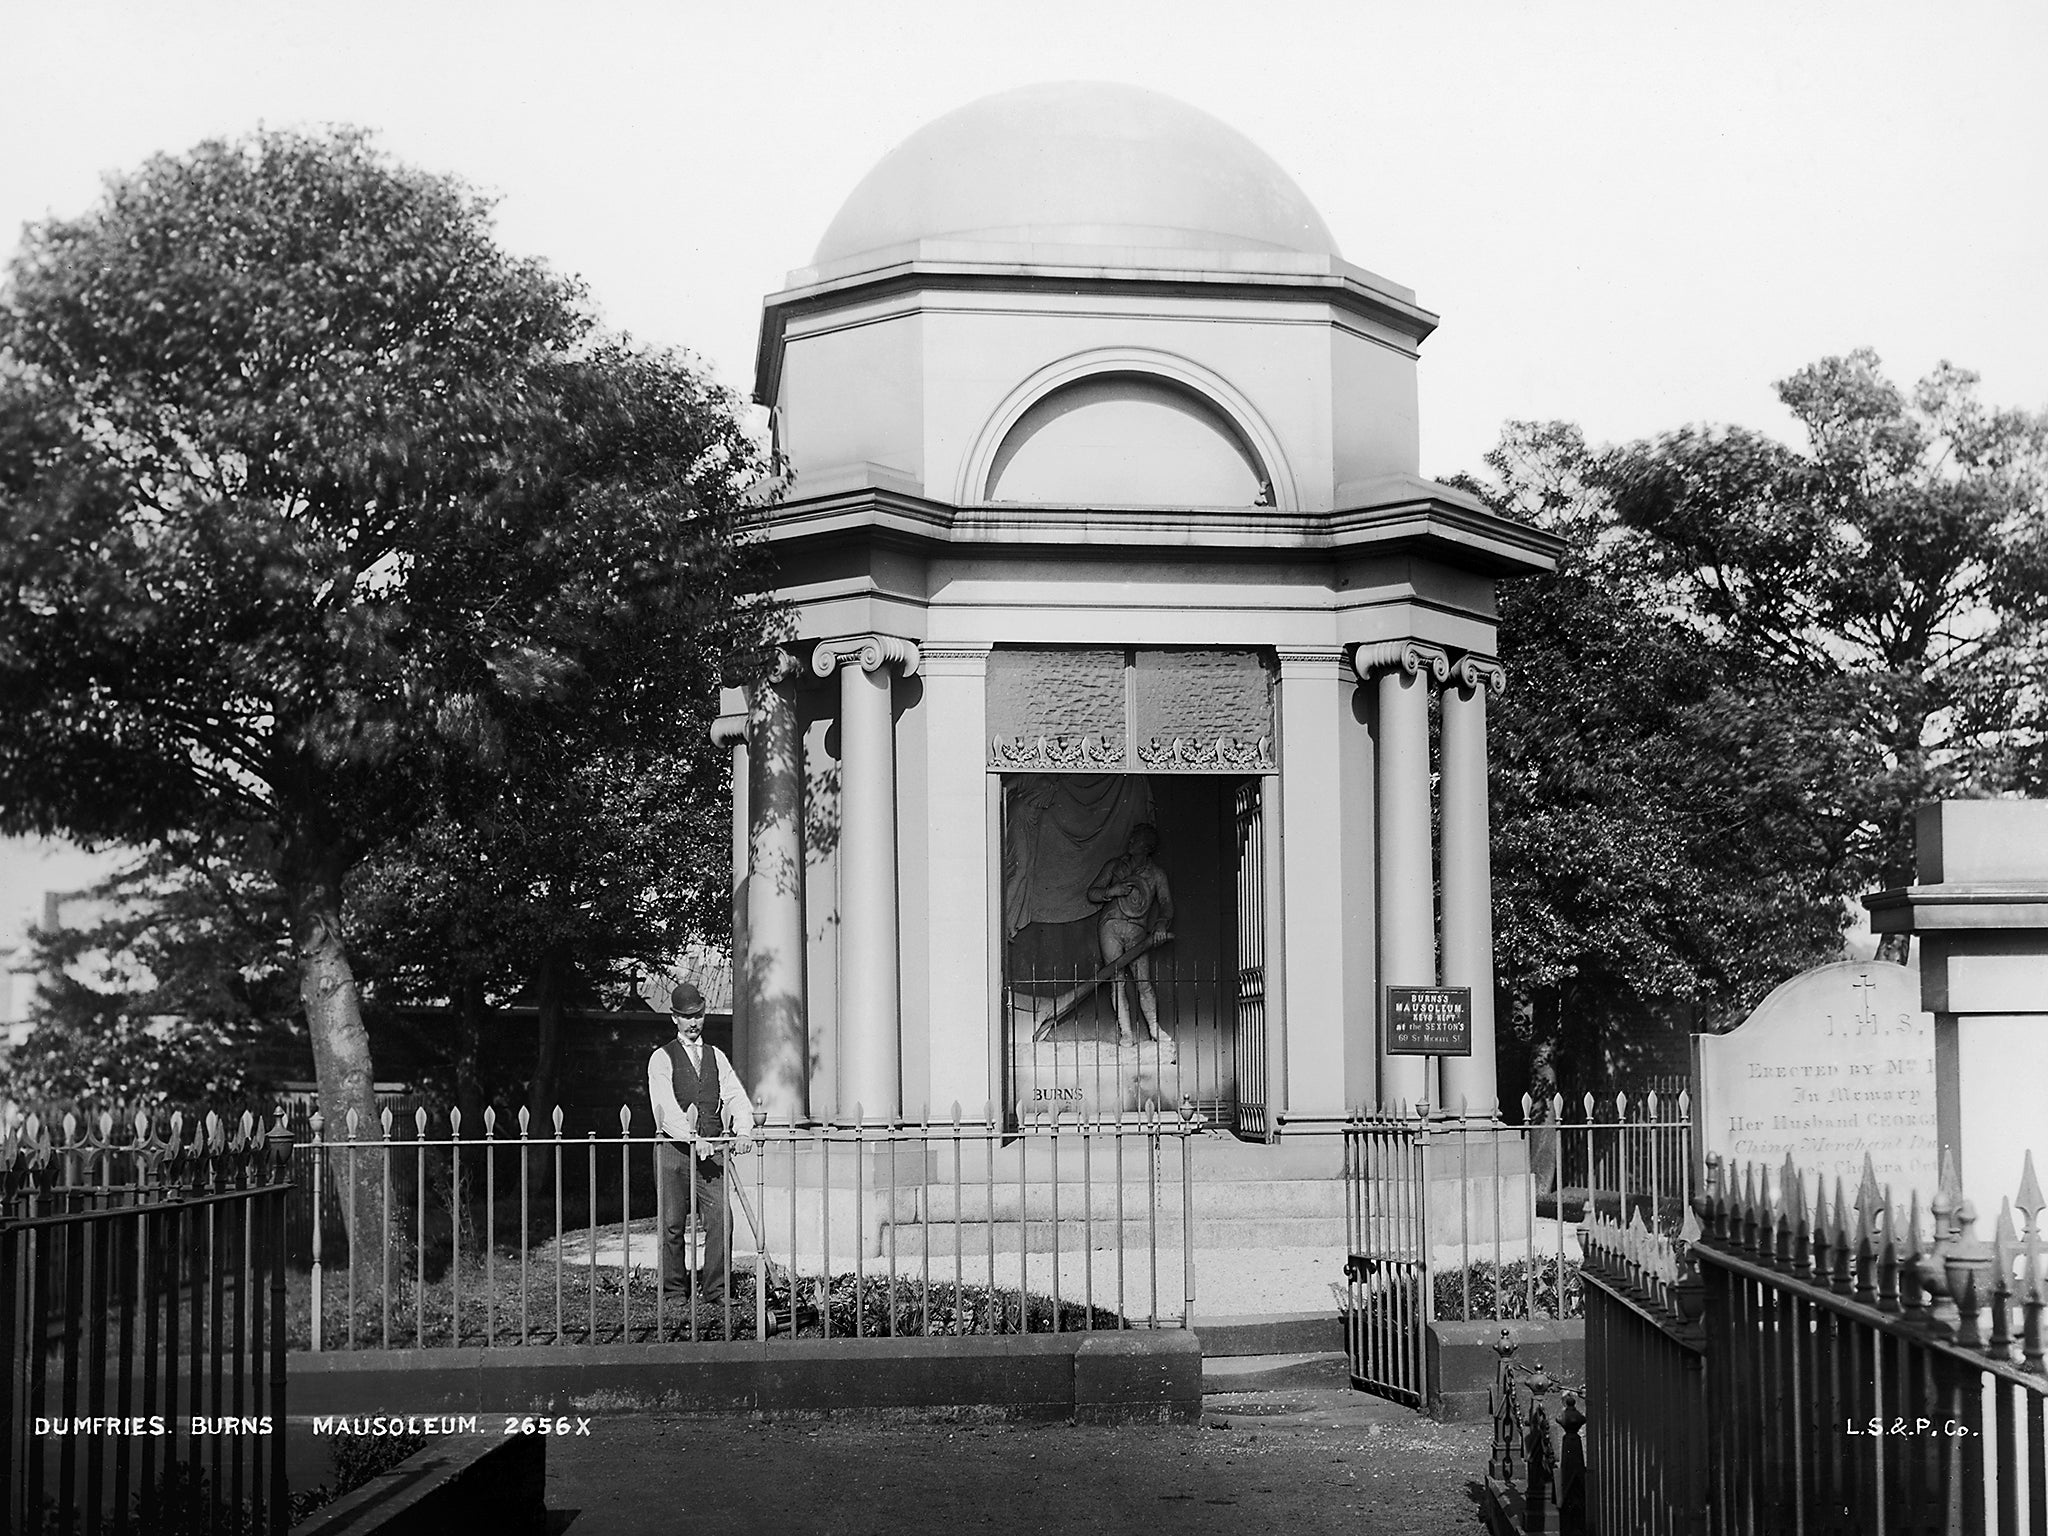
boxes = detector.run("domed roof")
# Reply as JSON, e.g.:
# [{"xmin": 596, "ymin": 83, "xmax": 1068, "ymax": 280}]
[{"xmin": 813, "ymin": 83, "xmax": 1339, "ymax": 266}]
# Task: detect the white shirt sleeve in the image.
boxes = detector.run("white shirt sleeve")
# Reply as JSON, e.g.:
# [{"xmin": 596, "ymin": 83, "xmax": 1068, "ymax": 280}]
[
  {"xmin": 712, "ymin": 1048, "xmax": 754, "ymax": 1137},
  {"xmin": 647, "ymin": 1046, "xmax": 690, "ymax": 1140}
]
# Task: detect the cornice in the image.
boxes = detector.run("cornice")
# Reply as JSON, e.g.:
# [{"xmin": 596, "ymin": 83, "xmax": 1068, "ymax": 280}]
[
  {"xmin": 750, "ymin": 484, "xmax": 1562, "ymax": 577},
  {"xmin": 1862, "ymin": 884, "xmax": 2048, "ymax": 934}
]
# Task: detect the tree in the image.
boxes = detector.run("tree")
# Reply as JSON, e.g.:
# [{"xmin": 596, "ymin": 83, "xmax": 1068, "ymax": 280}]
[
  {"xmin": 0, "ymin": 129, "xmax": 773, "ymax": 1256},
  {"xmin": 347, "ymin": 739, "xmax": 733, "ymax": 1128},
  {"xmin": 1605, "ymin": 350, "xmax": 2048, "ymax": 887},
  {"xmin": 6, "ymin": 836, "xmax": 302, "ymax": 1109},
  {"xmin": 1475, "ymin": 351, "xmax": 2048, "ymax": 1091},
  {"xmin": 1469, "ymin": 423, "xmax": 1859, "ymax": 1096}
]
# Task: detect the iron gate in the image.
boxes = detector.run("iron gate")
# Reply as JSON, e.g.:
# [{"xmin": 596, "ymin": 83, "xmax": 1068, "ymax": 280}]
[
  {"xmin": 1343, "ymin": 1108, "xmax": 1431, "ymax": 1405},
  {"xmin": 1231, "ymin": 780, "xmax": 1270, "ymax": 1140}
]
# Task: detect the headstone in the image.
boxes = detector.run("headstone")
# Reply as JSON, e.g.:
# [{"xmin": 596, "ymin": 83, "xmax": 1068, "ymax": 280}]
[{"xmin": 1693, "ymin": 961, "xmax": 1937, "ymax": 1200}]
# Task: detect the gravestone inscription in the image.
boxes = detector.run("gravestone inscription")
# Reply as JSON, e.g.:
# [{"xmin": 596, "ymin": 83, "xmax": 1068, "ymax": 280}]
[{"xmin": 1693, "ymin": 961, "xmax": 1938, "ymax": 1200}]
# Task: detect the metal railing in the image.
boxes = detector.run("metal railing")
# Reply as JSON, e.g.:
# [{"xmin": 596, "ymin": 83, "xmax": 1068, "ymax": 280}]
[
  {"xmin": 1576, "ymin": 1148, "xmax": 2048, "ymax": 1535},
  {"xmin": 1343, "ymin": 1091, "xmax": 1693, "ymax": 1406},
  {"xmin": 1577, "ymin": 1212, "xmax": 1707, "ymax": 1536},
  {"xmin": 1004, "ymin": 960, "xmax": 1238, "ymax": 1125},
  {"xmin": 1, "ymin": 1110, "xmax": 292, "ymax": 1536},
  {"xmin": 293, "ymin": 1100, "xmax": 1201, "ymax": 1351}
]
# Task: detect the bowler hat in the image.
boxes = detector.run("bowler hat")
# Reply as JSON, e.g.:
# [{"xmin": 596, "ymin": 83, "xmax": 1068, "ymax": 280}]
[{"xmin": 668, "ymin": 981, "xmax": 707, "ymax": 1018}]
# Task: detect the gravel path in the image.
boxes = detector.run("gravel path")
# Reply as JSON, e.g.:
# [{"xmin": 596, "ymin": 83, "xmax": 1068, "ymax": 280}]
[{"xmin": 546, "ymin": 1356, "xmax": 1492, "ymax": 1536}]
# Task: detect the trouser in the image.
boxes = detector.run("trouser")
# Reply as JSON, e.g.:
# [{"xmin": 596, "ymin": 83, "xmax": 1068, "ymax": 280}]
[
  {"xmin": 657, "ymin": 1138, "xmax": 728, "ymax": 1295},
  {"xmin": 1098, "ymin": 915, "xmax": 1161, "ymax": 1039}
]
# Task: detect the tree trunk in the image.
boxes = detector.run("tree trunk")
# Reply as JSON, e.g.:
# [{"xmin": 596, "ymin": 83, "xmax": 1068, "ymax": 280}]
[
  {"xmin": 1524, "ymin": 991, "xmax": 1560, "ymax": 1195},
  {"xmin": 527, "ymin": 941, "xmax": 571, "ymax": 1122},
  {"xmin": 455, "ymin": 973, "xmax": 487, "ymax": 1133},
  {"xmin": 284, "ymin": 839, "xmax": 399, "ymax": 1276}
]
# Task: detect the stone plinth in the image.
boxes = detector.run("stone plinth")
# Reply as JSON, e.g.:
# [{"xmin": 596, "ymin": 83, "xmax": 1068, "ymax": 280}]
[
  {"xmin": 1007, "ymin": 1035, "xmax": 1183, "ymax": 1116},
  {"xmin": 1864, "ymin": 801, "xmax": 2048, "ymax": 1220}
]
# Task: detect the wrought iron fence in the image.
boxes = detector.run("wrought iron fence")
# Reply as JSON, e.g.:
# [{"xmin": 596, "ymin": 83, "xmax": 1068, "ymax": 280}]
[
  {"xmin": 1343, "ymin": 1091, "xmax": 1693, "ymax": 1408},
  {"xmin": 1, "ymin": 1110, "xmax": 292, "ymax": 1536},
  {"xmin": 1576, "ymin": 1148, "xmax": 2048, "ymax": 1535},
  {"xmin": 291, "ymin": 1100, "xmax": 1200, "ymax": 1350},
  {"xmin": 1577, "ymin": 1211, "xmax": 1708, "ymax": 1535},
  {"xmin": 1484, "ymin": 1324, "xmax": 1591, "ymax": 1536},
  {"xmin": 1004, "ymin": 959, "xmax": 1238, "ymax": 1126}
]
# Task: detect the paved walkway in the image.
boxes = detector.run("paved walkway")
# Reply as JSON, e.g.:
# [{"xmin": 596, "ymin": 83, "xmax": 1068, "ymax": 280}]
[{"xmin": 543, "ymin": 1354, "xmax": 1491, "ymax": 1535}]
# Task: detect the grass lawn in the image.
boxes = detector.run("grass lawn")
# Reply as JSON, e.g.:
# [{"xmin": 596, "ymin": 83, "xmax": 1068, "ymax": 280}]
[{"xmin": 287, "ymin": 1245, "xmax": 1130, "ymax": 1350}]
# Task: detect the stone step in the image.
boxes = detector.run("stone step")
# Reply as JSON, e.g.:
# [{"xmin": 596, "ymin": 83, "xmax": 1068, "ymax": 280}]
[
  {"xmin": 858, "ymin": 1133, "xmax": 1343, "ymax": 1185},
  {"xmin": 877, "ymin": 1214, "xmax": 1347, "ymax": 1256},
  {"xmin": 888, "ymin": 1178, "xmax": 1345, "ymax": 1222}
]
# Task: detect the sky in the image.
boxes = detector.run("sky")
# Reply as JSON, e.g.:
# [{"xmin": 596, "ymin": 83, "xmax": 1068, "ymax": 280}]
[{"xmin": 1, "ymin": 0, "xmax": 2045, "ymax": 938}]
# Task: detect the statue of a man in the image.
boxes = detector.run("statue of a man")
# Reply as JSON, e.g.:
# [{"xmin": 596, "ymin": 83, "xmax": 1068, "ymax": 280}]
[{"xmin": 1087, "ymin": 823, "xmax": 1175, "ymax": 1045}]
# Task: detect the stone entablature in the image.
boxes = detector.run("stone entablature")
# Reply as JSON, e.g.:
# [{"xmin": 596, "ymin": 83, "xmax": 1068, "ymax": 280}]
[{"xmin": 985, "ymin": 647, "xmax": 1277, "ymax": 773}]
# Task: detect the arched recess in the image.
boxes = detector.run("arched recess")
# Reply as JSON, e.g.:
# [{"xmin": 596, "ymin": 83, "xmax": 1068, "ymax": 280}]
[{"xmin": 956, "ymin": 349, "xmax": 1298, "ymax": 511}]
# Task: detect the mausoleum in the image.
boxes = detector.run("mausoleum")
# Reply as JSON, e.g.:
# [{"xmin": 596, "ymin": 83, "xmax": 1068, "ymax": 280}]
[{"xmin": 715, "ymin": 83, "xmax": 1560, "ymax": 1144}]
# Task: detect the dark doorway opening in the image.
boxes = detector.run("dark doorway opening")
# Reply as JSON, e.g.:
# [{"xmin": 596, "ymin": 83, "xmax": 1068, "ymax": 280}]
[{"xmin": 999, "ymin": 772, "xmax": 1264, "ymax": 1132}]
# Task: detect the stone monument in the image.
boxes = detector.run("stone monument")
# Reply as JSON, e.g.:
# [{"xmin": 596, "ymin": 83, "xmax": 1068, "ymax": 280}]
[
  {"xmin": 1865, "ymin": 800, "xmax": 2048, "ymax": 1223},
  {"xmin": 1693, "ymin": 960, "xmax": 1938, "ymax": 1199}
]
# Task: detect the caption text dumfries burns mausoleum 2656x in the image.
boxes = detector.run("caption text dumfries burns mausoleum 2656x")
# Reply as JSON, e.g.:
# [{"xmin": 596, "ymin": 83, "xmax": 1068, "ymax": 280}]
[{"xmin": 713, "ymin": 84, "xmax": 1560, "ymax": 1150}]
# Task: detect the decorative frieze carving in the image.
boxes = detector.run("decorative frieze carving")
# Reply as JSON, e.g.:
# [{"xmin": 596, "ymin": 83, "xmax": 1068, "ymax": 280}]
[
  {"xmin": 1351, "ymin": 640, "xmax": 1452, "ymax": 684},
  {"xmin": 990, "ymin": 734, "xmax": 1125, "ymax": 770},
  {"xmin": 1136, "ymin": 736, "xmax": 1275, "ymax": 771}
]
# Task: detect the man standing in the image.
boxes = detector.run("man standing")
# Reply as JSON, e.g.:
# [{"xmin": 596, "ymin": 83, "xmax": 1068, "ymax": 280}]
[
  {"xmin": 644, "ymin": 979, "xmax": 754, "ymax": 1299},
  {"xmin": 1086, "ymin": 823, "xmax": 1175, "ymax": 1046}
]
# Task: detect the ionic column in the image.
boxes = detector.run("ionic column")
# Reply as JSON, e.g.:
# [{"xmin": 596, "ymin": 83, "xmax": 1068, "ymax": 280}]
[
  {"xmin": 711, "ymin": 701, "xmax": 751, "ymax": 1086},
  {"xmin": 1354, "ymin": 640, "xmax": 1449, "ymax": 1110},
  {"xmin": 745, "ymin": 651, "xmax": 808, "ymax": 1121},
  {"xmin": 1440, "ymin": 654, "xmax": 1505, "ymax": 1118},
  {"xmin": 813, "ymin": 634, "xmax": 920, "ymax": 1123}
]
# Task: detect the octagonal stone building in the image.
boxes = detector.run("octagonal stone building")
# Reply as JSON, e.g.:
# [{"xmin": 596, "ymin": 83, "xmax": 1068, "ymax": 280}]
[{"xmin": 714, "ymin": 83, "xmax": 1559, "ymax": 1146}]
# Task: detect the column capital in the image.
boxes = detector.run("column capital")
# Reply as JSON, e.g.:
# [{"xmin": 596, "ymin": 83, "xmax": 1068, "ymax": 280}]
[
  {"xmin": 710, "ymin": 712, "xmax": 750, "ymax": 749},
  {"xmin": 812, "ymin": 634, "xmax": 922, "ymax": 679},
  {"xmin": 1449, "ymin": 653, "xmax": 1507, "ymax": 697},
  {"xmin": 1351, "ymin": 640, "xmax": 1452, "ymax": 685},
  {"xmin": 758, "ymin": 647, "xmax": 806, "ymax": 687}
]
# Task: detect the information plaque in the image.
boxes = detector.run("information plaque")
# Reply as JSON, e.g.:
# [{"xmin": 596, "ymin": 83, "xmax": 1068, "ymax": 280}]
[{"xmin": 1384, "ymin": 986, "xmax": 1473, "ymax": 1056}]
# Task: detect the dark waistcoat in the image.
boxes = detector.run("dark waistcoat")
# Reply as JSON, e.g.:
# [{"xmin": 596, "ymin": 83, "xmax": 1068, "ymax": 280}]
[{"xmin": 662, "ymin": 1037, "xmax": 724, "ymax": 1173}]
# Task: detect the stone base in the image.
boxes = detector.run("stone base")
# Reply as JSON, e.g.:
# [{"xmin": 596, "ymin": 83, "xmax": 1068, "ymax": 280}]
[
  {"xmin": 1426, "ymin": 1134, "xmax": 1535, "ymax": 1250},
  {"xmin": 1009, "ymin": 1035, "xmax": 1183, "ymax": 1115},
  {"xmin": 1428, "ymin": 1319, "xmax": 1583, "ymax": 1422}
]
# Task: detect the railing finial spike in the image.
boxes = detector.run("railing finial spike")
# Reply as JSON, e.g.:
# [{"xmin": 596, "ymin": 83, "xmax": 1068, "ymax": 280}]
[
  {"xmin": 2016, "ymin": 1149, "xmax": 2045, "ymax": 1223},
  {"xmin": 1855, "ymin": 1152, "xmax": 1883, "ymax": 1227},
  {"xmin": 1996, "ymin": 1197, "xmax": 2019, "ymax": 1269}
]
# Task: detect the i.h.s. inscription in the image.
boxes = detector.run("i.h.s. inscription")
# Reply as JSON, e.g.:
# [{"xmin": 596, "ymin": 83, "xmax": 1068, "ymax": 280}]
[{"xmin": 1694, "ymin": 961, "xmax": 1937, "ymax": 1199}]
